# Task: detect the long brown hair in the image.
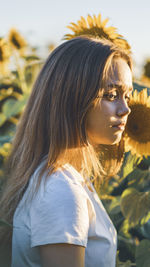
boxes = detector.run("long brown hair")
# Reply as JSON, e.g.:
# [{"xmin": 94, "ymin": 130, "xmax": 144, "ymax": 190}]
[{"xmin": 0, "ymin": 36, "xmax": 132, "ymax": 245}]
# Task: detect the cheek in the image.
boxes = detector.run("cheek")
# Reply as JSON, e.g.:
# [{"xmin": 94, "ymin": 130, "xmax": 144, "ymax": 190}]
[
  {"xmin": 85, "ymin": 102, "xmax": 122, "ymax": 145},
  {"xmin": 100, "ymin": 101, "xmax": 116, "ymax": 118},
  {"xmin": 86, "ymin": 101, "xmax": 116, "ymax": 131}
]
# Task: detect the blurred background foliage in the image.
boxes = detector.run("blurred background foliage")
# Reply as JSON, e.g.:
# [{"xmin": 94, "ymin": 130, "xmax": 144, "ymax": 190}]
[{"xmin": 0, "ymin": 14, "xmax": 150, "ymax": 267}]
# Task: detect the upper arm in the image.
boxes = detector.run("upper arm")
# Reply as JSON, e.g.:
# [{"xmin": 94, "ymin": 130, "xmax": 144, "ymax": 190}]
[
  {"xmin": 30, "ymin": 178, "xmax": 89, "ymax": 248},
  {"xmin": 39, "ymin": 243, "xmax": 85, "ymax": 267}
]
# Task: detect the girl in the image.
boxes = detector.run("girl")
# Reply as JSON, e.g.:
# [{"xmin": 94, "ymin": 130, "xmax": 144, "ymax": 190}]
[{"xmin": 0, "ymin": 36, "xmax": 133, "ymax": 267}]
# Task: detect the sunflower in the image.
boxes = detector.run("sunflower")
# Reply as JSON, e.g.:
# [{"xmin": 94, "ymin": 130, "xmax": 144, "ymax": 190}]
[
  {"xmin": 64, "ymin": 14, "xmax": 130, "ymax": 52},
  {"xmin": 0, "ymin": 38, "xmax": 10, "ymax": 75},
  {"xmin": 125, "ymin": 89, "xmax": 150, "ymax": 157},
  {"xmin": 8, "ymin": 28, "xmax": 27, "ymax": 55}
]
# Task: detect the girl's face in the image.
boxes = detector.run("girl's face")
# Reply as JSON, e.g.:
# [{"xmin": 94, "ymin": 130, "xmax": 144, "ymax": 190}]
[{"xmin": 86, "ymin": 58, "xmax": 133, "ymax": 146}]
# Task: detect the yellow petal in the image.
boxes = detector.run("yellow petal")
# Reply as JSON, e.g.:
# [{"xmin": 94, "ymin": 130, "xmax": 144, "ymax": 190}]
[
  {"xmin": 80, "ymin": 16, "xmax": 87, "ymax": 28},
  {"xmin": 101, "ymin": 18, "xmax": 109, "ymax": 27},
  {"xmin": 87, "ymin": 15, "xmax": 94, "ymax": 28},
  {"xmin": 97, "ymin": 14, "xmax": 102, "ymax": 27}
]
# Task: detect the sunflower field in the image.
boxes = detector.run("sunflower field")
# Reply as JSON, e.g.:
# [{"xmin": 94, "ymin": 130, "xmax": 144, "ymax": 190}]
[{"xmin": 0, "ymin": 14, "xmax": 150, "ymax": 267}]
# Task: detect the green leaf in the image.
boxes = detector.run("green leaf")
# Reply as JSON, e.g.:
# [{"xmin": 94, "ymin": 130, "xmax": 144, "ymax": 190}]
[
  {"xmin": 138, "ymin": 156, "xmax": 150, "ymax": 170},
  {"xmin": 121, "ymin": 188, "xmax": 150, "ymax": 226},
  {"xmin": 2, "ymin": 99, "xmax": 19, "ymax": 118},
  {"xmin": 139, "ymin": 220, "xmax": 150, "ymax": 239},
  {"xmin": 120, "ymin": 153, "xmax": 142, "ymax": 179},
  {"xmin": 135, "ymin": 239, "xmax": 150, "ymax": 267},
  {"xmin": 108, "ymin": 196, "xmax": 121, "ymax": 215},
  {"xmin": 0, "ymin": 123, "xmax": 16, "ymax": 146},
  {"xmin": 0, "ymin": 113, "xmax": 6, "ymax": 126},
  {"xmin": 119, "ymin": 219, "xmax": 131, "ymax": 238},
  {"xmin": 116, "ymin": 251, "xmax": 133, "ymax": 266},
  {"xmin": 140, "ymin": 213, "xmax": 150, "ymax": 225},
  {"xmin": 2, "ymin": 95, "xmax": 28, "ymax": 119},
  {"xmin": 0, "ymin": 135, "xmax": 13, "ymax": 146},
  {"xmin": 120, "ymin": 261, "xmax": 133, "ymax": 267},
  {"xmin": 0, "ymin": 142, "xmax": 11, "ymax": 157},
  {"xmin": 127, "ymin": 168, "xmax": 150, "ymax": 190}
]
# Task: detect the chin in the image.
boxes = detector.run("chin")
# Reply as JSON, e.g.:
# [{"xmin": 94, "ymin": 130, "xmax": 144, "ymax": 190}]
[
  {"xmin": 104, "ymin": 134, "xmax": 122, "ymax": 145},
  {"xmin": 89, "ymin": 133, "xmax": 123, "ymax": 146},
  {"xmin": 111, "ymin": 139, "xmax": 121, "ymax": 145},
  {"xmin": 111, "ymin": 135, "xmax": 122, "ymax": 145}
]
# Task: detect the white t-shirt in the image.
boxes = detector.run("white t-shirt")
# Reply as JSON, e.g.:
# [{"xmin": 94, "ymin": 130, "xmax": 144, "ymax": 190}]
[{"xmin": 11, "ymin": 162, "xmax": 117, "ymax": 267}]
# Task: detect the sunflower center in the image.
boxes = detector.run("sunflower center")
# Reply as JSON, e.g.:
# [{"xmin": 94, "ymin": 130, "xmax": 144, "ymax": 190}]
[
  {"xmin": 126, "ymin": 104, "xmax": 150, "ymax": 143},
  {"xmin": 76, "ymin": 27, "xmax": 112, "ymax": 41},
  {"xmin": 11, "ymin": 36, "xmax": 21, "ymax": 49}
]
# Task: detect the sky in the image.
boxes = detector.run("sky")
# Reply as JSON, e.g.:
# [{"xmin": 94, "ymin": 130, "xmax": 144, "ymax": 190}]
[{"xmin": 0, "ymin": 0, "xmax": 150, "ymax": 78}]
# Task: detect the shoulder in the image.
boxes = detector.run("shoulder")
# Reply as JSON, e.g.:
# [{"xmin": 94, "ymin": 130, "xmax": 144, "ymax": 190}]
[
  {"xmin": 45, "ymin": 164, "xmax": 87, "ymax": 203},
  {"xmin": 47, "ymin": 164, "xmax": 84, "ymax": 187},
  {"xmin": 30, "ymin": 163, "xmax": 88, "ymax": 206}
]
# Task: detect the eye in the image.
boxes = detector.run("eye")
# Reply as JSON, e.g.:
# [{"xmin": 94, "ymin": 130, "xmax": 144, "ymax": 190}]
[
  {"xmin": 125, "ymin": 95, "xmax": 130, "ymax": 102},
  {"xmin": 125, "ymin": 93, "xmax": 132, "ymax": 103},
  {"xmin": 103, "ymin": 91, "xmax": 118, "ymax": 101}
]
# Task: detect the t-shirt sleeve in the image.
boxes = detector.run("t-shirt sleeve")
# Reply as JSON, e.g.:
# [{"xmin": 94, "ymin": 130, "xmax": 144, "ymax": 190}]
[{"xmin": 30, "ymin": 176, "xmax": 89, "ymax": 248}]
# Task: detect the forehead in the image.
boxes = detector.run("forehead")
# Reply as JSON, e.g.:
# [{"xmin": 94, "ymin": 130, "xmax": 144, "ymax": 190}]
[
  {"xmin": 106, "ymin": 58, "xmax": 133, "ymax": 92},
  {"xmin": 106, "ymin": 83, "xmax": 133, "ymax": 93}
]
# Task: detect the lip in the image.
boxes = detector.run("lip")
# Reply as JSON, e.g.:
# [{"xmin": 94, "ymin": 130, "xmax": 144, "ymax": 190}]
[{"xmin": 112, "ymin": 122, "xmax": 126, "ymax": 131}]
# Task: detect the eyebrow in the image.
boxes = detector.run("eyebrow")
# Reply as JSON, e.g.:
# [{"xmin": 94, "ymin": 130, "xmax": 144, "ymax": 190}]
[{"xmin": 107, "ymin": 83, "xmax": 133, "ymax": 92}]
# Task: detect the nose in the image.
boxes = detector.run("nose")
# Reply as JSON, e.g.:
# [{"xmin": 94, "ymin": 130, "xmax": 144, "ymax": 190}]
[{"xmin": 116, "ymin": 99, "xmax": 131, "ymax": 117}]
